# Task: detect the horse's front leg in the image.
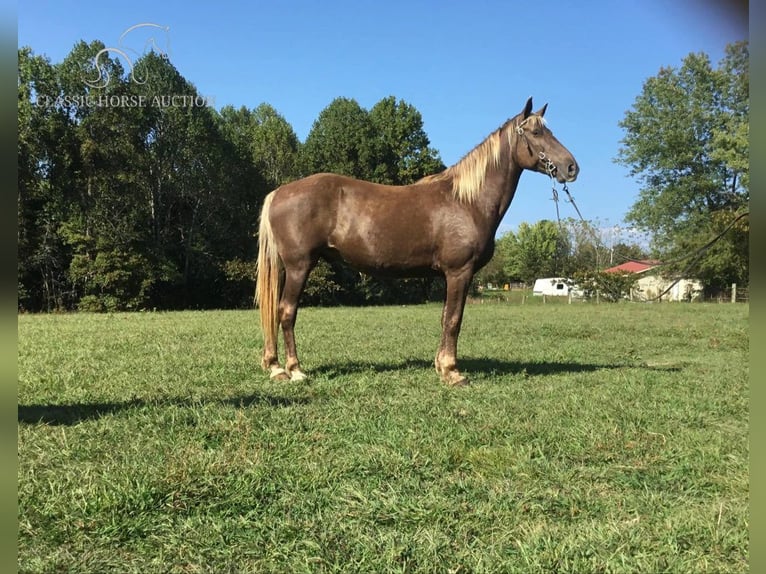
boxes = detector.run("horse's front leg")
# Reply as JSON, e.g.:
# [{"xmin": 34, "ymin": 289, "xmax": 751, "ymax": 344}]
[{"xmin": 435, "ymin": 268, "xmax": 473, "ymax": 386}]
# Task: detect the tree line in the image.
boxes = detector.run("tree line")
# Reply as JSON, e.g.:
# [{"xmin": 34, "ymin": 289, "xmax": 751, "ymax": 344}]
[
  {"xmin": 18, "ymin": 40, "xmax": 748, "ymax": 311},
  {"xmin": 18, "ymin": 41, "xmax": 444, "ymax": 311}
]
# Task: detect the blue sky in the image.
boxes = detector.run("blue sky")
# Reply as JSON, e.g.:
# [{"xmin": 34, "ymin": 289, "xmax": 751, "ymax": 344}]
[{"xmin": 17, "ymin": 1, "xmax": 747, "ymax": 241}]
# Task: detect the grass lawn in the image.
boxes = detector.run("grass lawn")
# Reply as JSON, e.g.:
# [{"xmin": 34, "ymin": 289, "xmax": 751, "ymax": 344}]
[{"xmin": 18, "ymin": 302, "xmax": 749, "ymax": 573}]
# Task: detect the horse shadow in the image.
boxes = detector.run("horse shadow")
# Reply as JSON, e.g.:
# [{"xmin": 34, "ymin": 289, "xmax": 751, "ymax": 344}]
[
  {"xmin": 19, "ymin": 360, "xmax": 679, "ymax": 425},
  {"xmin": 312, "ymin": 356, "xmax": 680, "ymax": 378},
  {"xmin": 17, "ymin": 392, "xmax": 309, "ymax": 426}
]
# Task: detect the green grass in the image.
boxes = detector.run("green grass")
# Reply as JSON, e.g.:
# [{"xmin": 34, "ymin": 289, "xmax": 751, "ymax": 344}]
[{"xmin": 18, "ymin": 302, "xmax": 749, "ymax": 573}]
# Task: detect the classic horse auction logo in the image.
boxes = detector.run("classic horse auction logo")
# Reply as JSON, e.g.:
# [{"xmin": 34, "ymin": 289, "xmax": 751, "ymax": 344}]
[{"xmin": 84, "ymin": 22, "xmax": 171, "ymax": 88}]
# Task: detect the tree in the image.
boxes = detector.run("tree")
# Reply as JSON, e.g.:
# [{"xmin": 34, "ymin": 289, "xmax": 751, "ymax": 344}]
[
  {"xmin": 504, "ymin": 220, "xmax": 569, "ymax": 284},
  {"xmin": 368, "ymin": 96, "xmax": 444, "ymax": 184},
  {"xmin": 19, "ymin": 41, "xmax": 453, "ymax": 309},
  {"xmin": 18, "ymin": 41, "xmax": 270, "ymax": 311},
  {"xmin": 610, "ymin": 242, "xmax": 649, "ymax": 265},
  {"xmin": 18, "ymin": 41, "xmax": 136, "ymax": 311},
  {"xmin": 300, "ymin": 97, "xmax": 378, "ymax": 180},
  {"xmin": 711, "ymin": 42, "xmax": 749, "ymax": 193},
  {"xmin": 616, "ymin": 41, "xmax": 749, "ymax": 291},
  {"xmin": 18, "ymin": 47, "xmax": 74, "ymax": 310},
  {"xmin": 219, "ymin": 103, "xmax": 300, "ymax": 189},
  {"xmin": 557, "ymin": 218, "xmax": 601, "ymax": 273},
  {"xmin": 474, "ymin": 232, "xmax": 511, "ymax": 288},
  {"xmin": 215, "ymin": 103, "xmax": 299, "ymax": 305},
  {"xmin": 250, "ymin": 103, "xmax": 300, "ymax": 187},
  {"xmin": 128, "ymin": 52, "xmax": 266, "ymax": 309},
  {"xmin": 558, "ymin": 219, "xmax": 650, "ymax": 272},
  {"xmin": 62, "ymin": 45, "xmax": 164, "ymax": 311},
  {"xmin": 570, "ymin": 270, "xmax": 638, "ymax": 302}
]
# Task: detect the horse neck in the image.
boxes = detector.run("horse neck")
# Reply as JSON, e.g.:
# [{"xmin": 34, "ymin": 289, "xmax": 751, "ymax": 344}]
[{"xmin": 473, "ymin": 130, "xmax": 523, "ymax": 233}]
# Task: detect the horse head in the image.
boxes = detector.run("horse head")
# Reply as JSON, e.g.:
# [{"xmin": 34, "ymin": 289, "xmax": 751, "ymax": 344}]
[{"xmin": 512, "ymin": 97, "xmax": 579, "ymax": 184}]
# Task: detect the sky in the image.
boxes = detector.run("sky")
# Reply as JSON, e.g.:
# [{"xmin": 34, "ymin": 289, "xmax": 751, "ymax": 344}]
[{"xmin": 17, "ymin": 0, "xmax": 748, "ymax": 241}]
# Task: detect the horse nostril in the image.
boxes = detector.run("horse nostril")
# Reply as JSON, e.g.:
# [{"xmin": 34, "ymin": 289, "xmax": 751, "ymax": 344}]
[{"xmin": 567, "ymin": 163, "xmax": 578, "ymax": 176}]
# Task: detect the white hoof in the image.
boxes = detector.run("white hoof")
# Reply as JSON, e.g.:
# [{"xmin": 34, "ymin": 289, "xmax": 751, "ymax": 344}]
[
  {"xmin": 289, "ymin": 369, "xmax": 307, "ymax": 381},
  {"xmin": 269, "ymin": 366, "xmax": 289, "ymax": 380}
]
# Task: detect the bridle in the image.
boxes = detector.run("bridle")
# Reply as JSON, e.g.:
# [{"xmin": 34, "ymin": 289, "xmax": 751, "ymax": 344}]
[
  {"xmin": 514, "ymin": 116, "xmax": 559, "ymax": 179},
  {"xmin": 514, "ymin": 115, "xmax": 575, "ymax": 228}
]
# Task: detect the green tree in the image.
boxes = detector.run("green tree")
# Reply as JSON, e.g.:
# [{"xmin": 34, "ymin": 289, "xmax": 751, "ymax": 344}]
[
  {"xmin": 218, "ymin": 103, "xmax": 300, "ymax": 189},
  {"xmin": 301, "ymin": 97, "xmax": 378, "ymax": 180},
  {"xmin": 473, "ymin": 231, "xmax": 515, "ymax": 288},
  {"xmin": 130, "ymin": 52, "xmax": 266, "ymax": 309},
  {"xmin": 20, "ymin": 42, "xmax": 451, "ymax": 310},
  {"xmin": 19, "ymin": 41, "xmax": 269, "ymax": 311},
  {"xmin": 216, "ymin": 105, "xmax": 278, "ymax": 305},
  {"xmin": 557, "ymin": 218, "xmax": 600, "ymax": 274},
  {"xmin": 610, "ymin": 242, "xmax": 649, "ymax": 266},
  {"xmin": 18, "ymin": 41, "xmax": 134, "ymax": 311},
  {"xmin": 711, "ymin": 41, "xmax": 749, "ymax": 193},
  {"xmin": 58, "ymin": 45, "xmax": 169, "ymax": 310},
  {"xmin": 504, "ymin": 220, "xmax": 569, "ymax": 284},
  {"xmin": 251, "ymin": 103, "xmax": 300, "ymax": 187},
  {"xmin": 18, "ymin": 47, "xmax": 74, "ymax": 310},
  {"xmin": 557, "ymin": 219, "xmax": 649, "ymax": 272},
  {"xmin": 571, "ymin": 270, "xmax": 638, "ymax": 302},
  {"xmin": 616, "ymin": 41, "xmax": 749, "ymax": 291},
  {"xmin": 368, "ymin": 96, "xmax": 444, "ymax": 184}
]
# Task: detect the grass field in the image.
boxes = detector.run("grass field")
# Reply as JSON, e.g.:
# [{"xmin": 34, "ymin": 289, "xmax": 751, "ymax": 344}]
[{"xmin": 18, "ymin": 301, "xmax": 749, "ymax": 573}]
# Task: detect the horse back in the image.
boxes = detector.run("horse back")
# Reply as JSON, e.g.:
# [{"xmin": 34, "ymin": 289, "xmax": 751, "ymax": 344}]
[{"xmin": 268, "ymin": 173, "xmax": 484, "ymax": 274}]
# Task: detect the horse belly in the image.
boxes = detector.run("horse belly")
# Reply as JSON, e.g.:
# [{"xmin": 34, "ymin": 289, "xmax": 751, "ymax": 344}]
[{"xmin": 329, "ymin": 208, "xmax": 436, "ymax": 275}]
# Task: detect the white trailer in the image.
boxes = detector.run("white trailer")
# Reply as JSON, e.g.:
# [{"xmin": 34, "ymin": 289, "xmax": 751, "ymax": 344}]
[{"xmin": 532, "ymin": 277, "xmax": 574, "ymax": 297}]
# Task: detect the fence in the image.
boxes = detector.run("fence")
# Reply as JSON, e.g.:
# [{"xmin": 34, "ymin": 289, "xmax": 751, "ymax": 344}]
[
  {"xmin": 470, "ymin": 285, "xmax": 749, "ymax": 305},
  {"xmin": 703, "ymin": 286, "xmax": 749, "ymax": 303}
]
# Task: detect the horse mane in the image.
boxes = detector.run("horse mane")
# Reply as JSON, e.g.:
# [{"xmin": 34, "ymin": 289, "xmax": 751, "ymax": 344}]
[{"xmin": 418, "ymin": 115, "xmax": 547, "ymax": 204}]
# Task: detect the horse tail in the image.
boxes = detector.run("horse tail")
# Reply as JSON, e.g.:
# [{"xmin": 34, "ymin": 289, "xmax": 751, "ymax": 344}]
[{"xmin": 255, "ymin": 191, "xmax": 281, "ymax": 360}]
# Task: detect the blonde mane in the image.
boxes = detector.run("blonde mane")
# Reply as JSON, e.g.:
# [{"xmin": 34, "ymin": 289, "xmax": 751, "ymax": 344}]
[{"xmin": 420, "ymin": 115, "xmax": 546, "ymax": 204}]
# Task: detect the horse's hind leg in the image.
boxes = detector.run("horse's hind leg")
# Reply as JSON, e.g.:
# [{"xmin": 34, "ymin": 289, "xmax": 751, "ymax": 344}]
[
  {"xmin": 280, "ymin": 260, "xmax": 314, "ymax": 381},
  {"xmin": 262, "ymin": 342, "xmax": 288, "ymax": 381}
]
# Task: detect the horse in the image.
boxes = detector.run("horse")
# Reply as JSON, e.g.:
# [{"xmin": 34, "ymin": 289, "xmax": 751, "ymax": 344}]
[{"xmin": 255, "ymin": 97, "xmax": 579, "ymax": 386}]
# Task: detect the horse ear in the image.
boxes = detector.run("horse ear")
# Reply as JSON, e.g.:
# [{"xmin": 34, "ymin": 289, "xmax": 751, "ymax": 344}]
[
  {"xmin": 522, "ymin": 97, "xmax": 533, "ymax": 119},
  {"xmin": 535, "ymin": 103, "xmax": 548, "ymax": 117}
]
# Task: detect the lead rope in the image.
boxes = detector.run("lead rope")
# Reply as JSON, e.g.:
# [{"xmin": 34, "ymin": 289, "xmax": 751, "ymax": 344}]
[
  {"xmin": 543, "ymin": 154, "xmax": 600, "ymax": 275},
  {"xmin": 539, "ymin": 151, "xmax": 566, "ymax": 275}
]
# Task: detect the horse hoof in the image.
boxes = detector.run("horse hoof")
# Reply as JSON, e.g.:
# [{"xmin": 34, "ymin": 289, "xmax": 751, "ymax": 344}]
[
  {"xmin": 289, "ymin": 369, "xmax": 308, "ymax": 381},
  {"xmin": 445, "ymin": 372, "xmax": 469, "ymax": 387},
  {"xmin": 269, "ymin": 367, "xmax": 291, "ymax": 381}
]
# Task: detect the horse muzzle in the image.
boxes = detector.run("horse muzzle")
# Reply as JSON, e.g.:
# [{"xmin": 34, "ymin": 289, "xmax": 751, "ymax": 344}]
[{"xmin": 554, "ymin": 160, "xmax": 579, "ymax": 183}]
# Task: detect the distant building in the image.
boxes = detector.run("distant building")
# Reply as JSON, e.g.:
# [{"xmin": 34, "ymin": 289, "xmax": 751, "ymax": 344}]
[
  {"xmin": 603, "ymin": 260, "xmax": 660, "ymax": 274},
  {"xmin": 603, "ymin": 260, "xmax": 702, "ymax": 302}
]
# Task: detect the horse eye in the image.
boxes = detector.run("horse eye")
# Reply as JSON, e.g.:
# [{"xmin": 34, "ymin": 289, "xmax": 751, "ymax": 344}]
[{"xmin": 532, "ymin": 129, "xmax": 541, "ymax": 136}]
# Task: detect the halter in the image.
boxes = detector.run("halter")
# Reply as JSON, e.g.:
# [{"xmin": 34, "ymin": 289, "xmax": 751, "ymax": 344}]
[
  {"xmin": 514, "ymin": 117, "xmax": 558, "ymax": 178},
  {"xmin": 515, "ymin": 115, "xmax": 576, "ymax": 272}
]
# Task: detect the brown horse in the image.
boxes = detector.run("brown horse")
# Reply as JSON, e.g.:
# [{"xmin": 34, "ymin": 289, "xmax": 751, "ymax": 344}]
[{"xmin": 256, "ymin": 97, "xmax": 579, "ymax": 385}]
